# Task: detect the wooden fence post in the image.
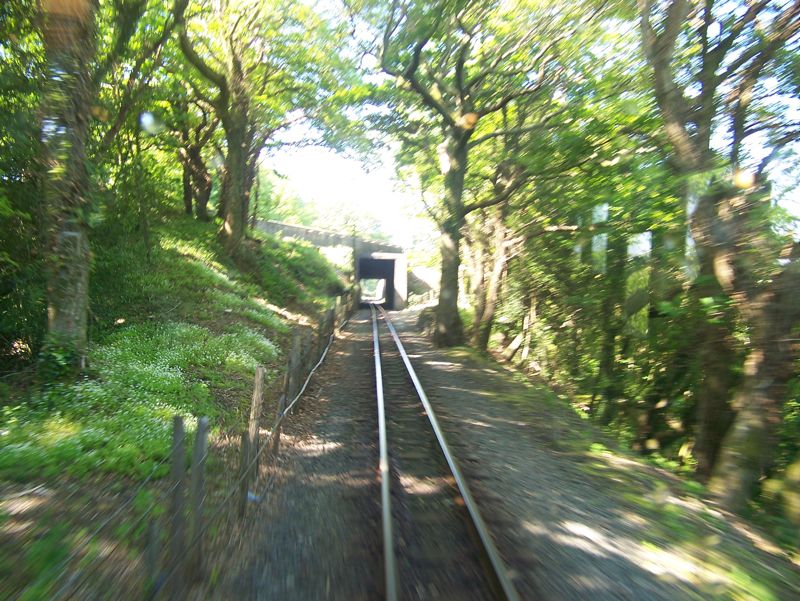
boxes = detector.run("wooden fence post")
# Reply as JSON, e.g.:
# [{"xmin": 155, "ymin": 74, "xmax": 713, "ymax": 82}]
[
  {"xmin": 286, "ymin": 332, "xmax": 301, "ymax": 401},
  {"xmin": 307, "ymin": 329, "xmax": 315, "ymax": 369},
  {"xmin": 305, "ymin": 330, "xmax": 314, "ymax": 369},
  {"xmin": 337, "ymin": 292, "xmax": 349, "ymax": 331},
  {"xmin": 187, "ymin": 417, "xmax": 209, "ymax": 582},
  {"xmin": 273, "ymin": 392, "xmax": 286, "ymax": 458},
  {"xmin": 167, "ymin": 416, "xmax": 186, "ymax": 599},
  {"xmin": 327, "ymin": 308, "xmax": 335, "ymax": 338},
  {"xmin": 316, "ymin": 316, "xmax": 325, "ymax": 362},
  {"xmin": 145, "ymin": 519, "xmax": 161, "ymax": 597},
  {"xmin": 299, "ymin": 331, "xmax": 309, "ymax": 375},
  {"xmin": 280, "ymin": 358, "xmax": 290, "ymax": 408},
  {"xmin": 334, "ymin": 296, "xmax": 341, "ymax": 329},
  {"xmin": 238, "ymin": 431, "xmax": 250, "ymax": 519},
  {"xmin": 297, "ymin": 330, "xmax": 310, "ymax": 370},
  {"xmin": 248, "ymin": 367, "xmax": 265, "ymax": 478}
]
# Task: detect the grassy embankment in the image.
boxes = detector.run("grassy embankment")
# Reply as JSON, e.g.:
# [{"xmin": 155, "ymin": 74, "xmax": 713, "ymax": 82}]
[
  {"xmin": 0, "ymin": 213, "xmax": 343, "ymax": 594},
  {"xmin": 1, "ymin": 215, "xmax": 342, "ymax": 481}
]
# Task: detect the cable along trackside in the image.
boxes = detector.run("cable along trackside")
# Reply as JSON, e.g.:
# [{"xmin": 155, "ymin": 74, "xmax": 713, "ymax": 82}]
[{"xmin": 371, "ymin": 304, "xmax": 521, "ymax": 601}]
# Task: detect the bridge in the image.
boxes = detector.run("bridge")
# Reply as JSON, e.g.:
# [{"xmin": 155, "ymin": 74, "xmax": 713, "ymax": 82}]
[{"xmin": 256, "ymin": 220, "xmax": 408, "ymax": 310}]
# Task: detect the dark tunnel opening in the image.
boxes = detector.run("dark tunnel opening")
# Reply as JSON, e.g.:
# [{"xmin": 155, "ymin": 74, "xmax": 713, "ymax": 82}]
[{"xmin": 358, "ymin": 257, "xmax": 396, "ymax": 309}]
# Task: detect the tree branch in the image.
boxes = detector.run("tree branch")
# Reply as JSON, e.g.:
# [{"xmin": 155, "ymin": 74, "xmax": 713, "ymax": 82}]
[
  {"xmin": 729, "ymin": 2, "xmax": 800, "ymax": 164},
  {"xmin": 718, "ymin": 1, "xmax": 800, "ymax": 84},
  {"xmin": 756, "ymin": 129, "xmax": 800, "ymax": 178},
  {"xmin": 638, "ymin": 0, "xmax": 699, "ymax": 169},
  {"xmin": 463, "ymin": 173, "xmax": 529, "ymax": 216},
  {"xmin": 470, "ymin": 104, "xmax": 568, "ymax": 147},
  {"xmin": 179, "ymin": 28, "xmax": 228, "ymax": 92},
  {"xmin": 401, "ymin": 37, "xmax": 457, "ymax": 126}
]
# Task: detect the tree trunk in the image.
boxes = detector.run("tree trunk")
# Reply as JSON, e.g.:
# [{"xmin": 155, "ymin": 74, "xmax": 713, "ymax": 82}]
[
  {"xmin": 473, "ymin": 209, "xmax": 509, "ymax": 353},
  {"xmin": 41, "ymin": 0, "xmax": 97, "ymax": 374},
  {"xmin": 243, "ymin": 153, "xmax": 258, "ymax": 227},
  {"xmin": 503, "ymin": 331, "xmax": 524, "ymax": 362},
  {"xmin": 520, "ymin": 294, "xmax": 536, "ymax": 371},
  {"xmin": 710, "ymin": 278, "xmax": 799, "ymax": 511},
  {"xmin": 637, "ymin": 224, "xmax": 690, "ymax": 452},
  {"xmin": 47, "ymin": 229, "xmax": 90, "ymax": 369},
  {"xmin": 186, "ymin": 146, "xmax": 211, "ymax": 221},
  {"xmin": 435, "ymin": 224, "xmax": 464, "ymax": 346},
  {"xmin": 222, "ymin": 140, "xmax": 245, "ymax": 253},
  {"xmin": 219, "ymin": 107, "xmax": 249, "ymax": 255},
  {"xmin": 216, "ymin": 168, "xmax": 228, "ymax": 219},
  {"xmin": 690, "ymin": 188, "xmax": 737, "ymax": 480},
  {"xmin": 638, "ymin": 1, "xmax": 800, "ymax": 506},
  {"xmin": 194, "ymin": 170, "xmax": 212, "ymax": 222},
  {"xmin": 467, "ymin": 235, "xmax": 487, "ymax": 341},
  {"xmin": 473, "ymin": 260, "xmax": 504, "ymax": 353},
  {"xmin": 708, "ymin": 190, "xmax": 800, "ymax": 508},
  {"xmin": 181, "ymin": 154, "xmax": 193, "ymax": 215},
  {"xmin": 250, "ymin": 168, "xmax": 259, "ymax": 229},
  {"xmin": 692, "ymin": 311, "xmax": 736, "ymax": 478},
  {"xmin": 433, "ymin": 130, "xmax": 469, "ymax": 347},
  {"xmin": 599, "ymin": 231, "xmax": 627, "ymax": 425}
]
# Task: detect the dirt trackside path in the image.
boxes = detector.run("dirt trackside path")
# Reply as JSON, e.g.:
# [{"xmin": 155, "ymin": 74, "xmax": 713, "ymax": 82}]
[
  {"xmin": 388, "ymin": 309, "xmax": 799, "ymax": 601},
  {"xmin": 219, "ymin": 314, "xmax": 382, "ymax": 600}
]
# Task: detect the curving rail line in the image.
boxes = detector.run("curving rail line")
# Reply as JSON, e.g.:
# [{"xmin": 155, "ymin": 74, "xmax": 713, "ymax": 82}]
[{"xmin": 369, "ymin": 304, "xmax": 521, "ymax": 601}]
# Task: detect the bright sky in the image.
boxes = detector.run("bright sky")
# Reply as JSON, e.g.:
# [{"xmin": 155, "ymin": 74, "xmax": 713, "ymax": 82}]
[
  {"xmin": 268, "ymin": 142, "xmax": 800, "ymax": 244},
  {"xmin": 265, "ymin": 145, "xmax": 431, "ymax": 248}
]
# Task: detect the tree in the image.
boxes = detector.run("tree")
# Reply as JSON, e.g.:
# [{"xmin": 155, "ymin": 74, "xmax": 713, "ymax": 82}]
[
  {"xmin": 638, "ymin": 0, "xmax": 800, "ymax": 509},
  {"xmin": 175, "ymin": 0, "xmax": 352, "ymax": 255},
  {"xmin": 172, "ymin": 97, "xmax": 218, "ymax": 221},
  {"xmin": 91, "ymin": 0, "xmax": 183, "ymax": 161},
  {"xmin": 39, "ymin": 0, "xmax": 98, "ymax": 373},
  {"xmin": 175, "ymin": 0, "xmax": 256, "ymax": 253},
  {"xmin": 461, "ymin": 133, "xmax": 530, "ymax": 352},
  {"xmin": 35, "ymin": 0, "xmax": 182, "ymax": 374},
  {"xmin": 370, "ymin": 0, "xmax": 610, "ymax": 346}
]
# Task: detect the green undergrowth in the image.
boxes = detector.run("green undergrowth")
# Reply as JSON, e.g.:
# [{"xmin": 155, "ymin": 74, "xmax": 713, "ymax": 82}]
[
  {"xmin": 478, "ymin": 338, "xmax": 800, "ymax": 556},
  {"xmin": 0, "ymin": 213, "xmax": 342, "ymax": 482},
  {"xmin": 241, "ymin": 228, "xmax": 345, "ymax": 307}
]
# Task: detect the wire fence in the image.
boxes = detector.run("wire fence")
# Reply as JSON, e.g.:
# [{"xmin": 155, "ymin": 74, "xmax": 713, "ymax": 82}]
[{"xmin": 10, "ymin": 289, "xmax": 356, "ymax": 601}]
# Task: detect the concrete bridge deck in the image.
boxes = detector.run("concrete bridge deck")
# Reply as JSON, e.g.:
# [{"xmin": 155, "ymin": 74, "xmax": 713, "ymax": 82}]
[{"xmin": 256, "ymin": 220, "xmax": 407, "ymax": 309}]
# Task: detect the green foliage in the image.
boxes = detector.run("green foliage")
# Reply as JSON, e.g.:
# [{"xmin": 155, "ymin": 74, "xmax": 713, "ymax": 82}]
[
  {"xmin": 37, "ymin": 334, "xmax": 82, "ymax": 382},
  {"xmin": 780, "ymin": 381, "xmax": 800, "ymax": 468},
  {"xmin": 1, "ymin": 207, "xmax": 343, "ymax": 482},
  {"xmin": 0, "ymin": 0, "xmax": 47, "ymax": 371},
  {"xmin": 241, "ymin": 230, "xmax": 345, "ymax": 309},
  {"xmin": 0, "ymin": 0, "xmax": 797, "ymax": 572},
  {"xmin": 90, "ymin": 216, "xmax": 289, "ymax": 335},
  {"xmin": 253, "ymin": 169, "xmax": 322, "ymax": 226},
  {"xmin": 0, "ymin": 318, "xmax": 276, "ymax": 481},
  {"xmin": 97, "ymin": 143, "xmax": 179, "ymax": 242}
]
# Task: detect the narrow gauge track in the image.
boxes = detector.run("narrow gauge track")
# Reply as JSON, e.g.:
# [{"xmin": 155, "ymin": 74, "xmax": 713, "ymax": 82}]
[{"xmin": 370, "ymin": 304, "xmax": 521, "ymax": 601}]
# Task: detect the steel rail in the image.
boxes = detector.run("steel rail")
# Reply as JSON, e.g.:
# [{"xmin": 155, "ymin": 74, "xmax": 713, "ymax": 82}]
[
  {"xmin": 370, "ymin": 304, "xmax": 399, "ymax": 601},
  {"xmin": 376, "ymin": 305, "xmax": 521, "ymax": 601}
]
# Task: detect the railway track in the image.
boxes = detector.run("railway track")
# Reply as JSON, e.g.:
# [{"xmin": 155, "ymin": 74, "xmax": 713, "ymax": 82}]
[{"xmin": 369, "ymin": 304, "xmax": 521, "ymax": 601}]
